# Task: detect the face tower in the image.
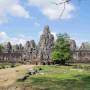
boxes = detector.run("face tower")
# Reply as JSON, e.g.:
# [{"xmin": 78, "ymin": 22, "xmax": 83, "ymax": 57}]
[{"xmin": 38, "ymin": 25, "xmax": 54, "ymax": 64}]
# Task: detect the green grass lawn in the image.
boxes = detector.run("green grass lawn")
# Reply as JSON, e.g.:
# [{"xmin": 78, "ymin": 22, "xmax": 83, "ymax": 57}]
[{"xmin": 17, "ymin": 64, "xmax": 90, "ymax": 90}]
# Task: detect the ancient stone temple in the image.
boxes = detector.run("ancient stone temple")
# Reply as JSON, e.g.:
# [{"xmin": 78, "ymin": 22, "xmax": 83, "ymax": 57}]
[
  {"xmin": 72, "ymin": 42, "xmax": 90, "ymax": 63},
  {"xmin": 38, "ymin": 25, "xmax": 54, "ymax": 64},
  {"xmin": 0, "ymin": 25, "xmax": 54, "ymax": 64},
  {"xmin": 0, "ymin": 25, "xmax": 90, "ymax": 64},
  {"xmin": 23, "ymin": 40, "xmax": 38, "ymax": 63},
  {"xmin": 70, "ymin": 40, "xmax": 77, "ymax": 51}
]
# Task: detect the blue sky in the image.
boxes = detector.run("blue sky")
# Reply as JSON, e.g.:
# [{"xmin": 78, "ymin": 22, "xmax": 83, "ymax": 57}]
[{"xmin": 0, "ymin": 0, "xmax": 90, "ymax": 46}]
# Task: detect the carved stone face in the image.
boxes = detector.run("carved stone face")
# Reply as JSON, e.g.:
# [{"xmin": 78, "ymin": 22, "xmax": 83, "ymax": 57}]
[{"xmin": 43, "ymin": 25, "xmax": 50, "ymax": 35}]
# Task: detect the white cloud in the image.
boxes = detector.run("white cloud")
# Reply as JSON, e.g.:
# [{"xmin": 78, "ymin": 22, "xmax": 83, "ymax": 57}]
[
  {"xmin": 0, "ymin": 32, "xmax": 10, "ymax": 42},
  {"xmin": 51, "ymin": 32, "xmax": 57, "ymax": 40},
  {"xmin": 0, "ymin": 32, "xmax": 33, "ymax": 45},
  {"xmin": 10, "ymin": 4, "xmax": 30, "ymax": 19},
  {"xmin": 39, "ymin": 31, "xmax": 43, "ymax": 36},
  {"xmin": 0, "ymin": 0, "xmax": 30, "ymax": 24},
  {"xmin": 0, "ymin": 0, "xmax": 75, "ymax": 23},
  {"xmin": 0, "ymin": 32, "xmax": 7, "ymax": 38},
  {"xmin": 10, "ymin": 37, "xmax": 26, "ymax": 45},
  {"xmin": 11, "ymin": 35, "xmax": 33, "ymax": 45},
  {"xmin": 34, "ymin": 22, "xmax": 40, "ymax": 27},
  {"xmin": 28, "ymin": 0, "xmax": 75, "ymax": 20}
]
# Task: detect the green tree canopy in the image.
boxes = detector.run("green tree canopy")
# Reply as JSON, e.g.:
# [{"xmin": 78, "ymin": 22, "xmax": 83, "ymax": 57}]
[
  {"xmin": 51, "ymin": 33, "xmax": 72, "ymax": 65},
  {"xmin": 0, "ymin": 44, "xmax": 4, "ymax": 53}
]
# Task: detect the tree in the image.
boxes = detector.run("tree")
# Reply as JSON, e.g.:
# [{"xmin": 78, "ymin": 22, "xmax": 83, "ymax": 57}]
[
  {"xmin": 51, "ymin": 51, "xmax": 61, "ymax": 64},
  {"xmin": 51, "ymin": 33, "xmax": 72, "ymax": 65},
  {"xmin": 0, "ymin": 44, "xmax": 4, "ymax": 53}
]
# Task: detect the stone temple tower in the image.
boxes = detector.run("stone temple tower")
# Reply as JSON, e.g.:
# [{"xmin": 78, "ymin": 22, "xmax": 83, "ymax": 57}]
[
  {"xmin": 70, "ymin": 40, "xmax": 77, "ymax": 51},
  {"xmin": 38, "ymin": 25, "xmax": 54, "ymax": 64}
]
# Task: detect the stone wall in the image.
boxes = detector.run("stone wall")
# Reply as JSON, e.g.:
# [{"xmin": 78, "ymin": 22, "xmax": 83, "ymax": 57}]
[
  {"xmin": 0, "ymin": 25, "xmax": 54, "ymax": 64},
  {"xmin": 0, "ymin": 25, "xmax": 90, "ymax": 64},
  {"xmin": 71, "ymin": 41, "xmax": 90, "ymax": 63}
]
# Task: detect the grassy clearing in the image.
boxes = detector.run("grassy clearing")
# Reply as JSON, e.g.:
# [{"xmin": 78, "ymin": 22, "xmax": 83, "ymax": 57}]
[{"xmin": 16, "ymin": 64, "xmax": 90, "ymax": 90}]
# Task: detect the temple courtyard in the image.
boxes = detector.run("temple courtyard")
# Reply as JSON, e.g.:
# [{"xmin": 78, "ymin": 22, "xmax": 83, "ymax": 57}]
[{"xmin": 0, "ymin": 64, "xmax": 90, "ymax": 90}]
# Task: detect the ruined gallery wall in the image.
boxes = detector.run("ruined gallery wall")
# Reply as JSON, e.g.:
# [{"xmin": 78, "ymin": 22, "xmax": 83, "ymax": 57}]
[{"xmin": 0, "ymin": 25, "xmax": 90, "ymax": 64}]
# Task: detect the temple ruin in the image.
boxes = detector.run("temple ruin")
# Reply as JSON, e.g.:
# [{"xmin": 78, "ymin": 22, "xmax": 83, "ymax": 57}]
[{"xmin": 0, "ymin": 25, "xmax": 90, "ymax": 64}]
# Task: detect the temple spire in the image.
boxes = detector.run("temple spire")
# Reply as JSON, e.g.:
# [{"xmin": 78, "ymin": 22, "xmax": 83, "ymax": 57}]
[{"xmin": 43, "ymin": 25, "xmax": 50, "ymax": 35}]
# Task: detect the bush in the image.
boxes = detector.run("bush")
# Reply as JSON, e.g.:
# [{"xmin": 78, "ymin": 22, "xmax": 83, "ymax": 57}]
[
  {"xmin": 39, "ymin": 67, "xmax": 43, "ymax": 71},
  {"xmin": 1, "ymin": 65, "xmax": 5, "ymax": 69},
  {"xmin": 11, "ymin": 64, "xmax": 16, "ymax": 68}
]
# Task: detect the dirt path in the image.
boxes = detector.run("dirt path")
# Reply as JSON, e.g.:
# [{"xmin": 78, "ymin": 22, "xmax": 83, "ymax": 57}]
[{"xmin": 0, "ymin": 65, "xmax": 34, "ymax": 88}]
